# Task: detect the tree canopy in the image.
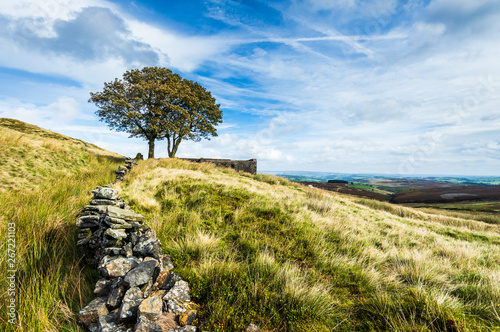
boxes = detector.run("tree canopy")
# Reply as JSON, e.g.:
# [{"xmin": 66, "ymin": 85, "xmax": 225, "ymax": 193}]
[{"xmin": 89, "ymin": 67, "xmax": 222, "ymax": 159}]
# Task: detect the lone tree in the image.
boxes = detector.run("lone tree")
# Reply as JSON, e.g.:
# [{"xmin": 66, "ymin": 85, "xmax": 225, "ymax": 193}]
[{"xmin": 89, "ymin": 67, "xmax": 222, "ymax": 159}]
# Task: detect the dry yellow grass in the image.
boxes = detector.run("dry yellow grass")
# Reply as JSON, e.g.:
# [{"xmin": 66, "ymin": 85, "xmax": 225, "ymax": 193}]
[{"xmin": 118, "ymin": 158, "xmax": 500, "ymax": 331}]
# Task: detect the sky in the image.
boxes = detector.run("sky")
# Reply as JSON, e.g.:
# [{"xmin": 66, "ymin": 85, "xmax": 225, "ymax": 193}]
[{"xmin": 0, "ymin": 0, "xmax": 499, "ymax": 175}]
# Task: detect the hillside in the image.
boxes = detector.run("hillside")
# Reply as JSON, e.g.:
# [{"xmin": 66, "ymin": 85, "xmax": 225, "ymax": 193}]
[
  {"xmin": 117, "ymin": 159, "xmax": 500, "ymax": 331},
  {"xmin": 0, "ymin": 119, "xmax": 123, "ymax": 331},
  {"xmin": 0, "ymin": 118, "xmax": 122, "ymax": 190},
  {"xmin": 1, "ymin": 120, "xmax": 499, "ymax": 331}
]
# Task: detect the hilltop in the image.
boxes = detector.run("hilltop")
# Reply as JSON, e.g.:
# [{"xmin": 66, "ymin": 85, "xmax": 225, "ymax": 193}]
[{"xmin": 1, "ymin": 120, "xmax": 499, "ymax": 331}]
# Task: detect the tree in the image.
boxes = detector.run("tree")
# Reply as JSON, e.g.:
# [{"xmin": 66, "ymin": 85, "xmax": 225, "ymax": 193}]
[{"xmin": 89, "ymin": 67, "xmax": 222, "ymax": 159}]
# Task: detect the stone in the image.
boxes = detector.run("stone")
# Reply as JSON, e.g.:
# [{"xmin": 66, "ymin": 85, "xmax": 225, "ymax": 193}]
[
  {"xmin": 179, "ymin": 309, "xmax": 197, "ymax": 326},
  {"xmin": 105, "ymin": 228, "xmax": 128, "ymax": 241},
  {"xmin": 122, "ymin": 242, "xmax": 133, "ymax": 257},
  {"xmin": 79, "ymin": 297, "xmax": 108, "ymax": 325},
  {"xmin": 101, "ymin": 257, "xmax": 139, "ymax": 277},
  {"xmin": 165, "ymin": 299, "xmax": 193, "ymax": 315},
  {"xmin": 245, "ymin": 323, "xmax": 260, "ymax": 332},
  {"xmin": 107, "ymin": 206, "xmax": 145, "ymax": 222},
  {"xmin": 133, "ymin": 232, "xmax": 162, "ymax": 258},
  {"xmin": 77, "ymin": 215, "xmax": 100, "ymax": 228},
  {"xmin": 93, "ymin": 187, "xmax": 119, "ymax": 200},
  {"xmin": 160, "ymin": 254, "xmax": 174, "ymax": 271},
  {"xmin": 124, "ymin": 260, "xmax": 157, "ymax": 288},
  {"xmin": 134, "ymin": 317, "xmax": 162, "ymax": 332},
  {"xmin": 90, "ymin": 198, "xmax": 119, "ymax": 206},
  {"xmin": 163, "ymin": 280, "xmax": 190, "ymax": 303},
  {"xmin": 159, "ymin": 272, "xmax": 182, "ymax": 292},
  {"xmin": 141, "ymin": 278, "xmax": 154, "ymax": 299},
  {"xmin": 106, "ymin": 280, "xmax": 126, "ymax": 310},
  {"xmin": 83, "ymin": 205, "xmax": 108, "ymax": 214},
  {"xmin": 94, "ymin": 279, "xmax": 113, "ymax": 296},
  {"xmin": 168, "ymin": 326, "xmax": 196, "ymax": 332},
  {"xmin": 152, "ymin": 270, "xmax": 169, "ymax": 292},
  {"xmin": 78, "ymin": 228, "xmax": 92, "ymax": 239},
  {"xmin": 135, "ymin": 153, "xmax": 144, "ymax": 160},
  {"xmin": 137, "ymin": 295, "xmax": 162, "ymax": 321},
  {"xmin": 104, "ymin": 247, "xmax": 123, "ymax": 256},
  {"xmin": 156, "ymin": 312, "xmax": 179, "ymax": 331},
  {"xmin": 118, "ymin": 287, "xmax": 143, "ymax": 321},
  {"xmin": 105, "ymin": 216, "xmax": 134, "ymax": 229},
  {"xmin": 98, "ymin": 311, "xmax": 132, "ymax": 332}
]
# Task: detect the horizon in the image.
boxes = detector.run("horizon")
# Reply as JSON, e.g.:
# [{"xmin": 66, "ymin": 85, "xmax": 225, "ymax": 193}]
[{"xmin": 0, "ymin": 0, "xmax": 499, "ymax": 175}]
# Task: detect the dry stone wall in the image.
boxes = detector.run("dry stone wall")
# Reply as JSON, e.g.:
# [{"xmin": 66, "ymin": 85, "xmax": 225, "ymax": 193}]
[
  {"xmin": 77, "ymin": 158, "xmax": 198, "ymax": 332},
  {"xmin": 180, "ymin": 158, "xmax": 257, "ymax": 175}
]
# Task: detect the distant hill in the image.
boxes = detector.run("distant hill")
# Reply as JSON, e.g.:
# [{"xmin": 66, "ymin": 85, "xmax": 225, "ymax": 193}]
[{"xmin": 0, "ymin": 118, "xmax": 122, "ymax": 190}]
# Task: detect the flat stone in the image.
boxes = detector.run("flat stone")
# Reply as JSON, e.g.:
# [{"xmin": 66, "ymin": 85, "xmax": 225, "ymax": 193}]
[
  {"xmin": 137, "ymin": 295, "xmax": 162, "ymax": 321},
  {"xmin": 134, "ymin": 317, "xmax": 162, "ymax": 332},
  {"xmin": 77, "ymin": 215, "xmax": 100, "ymax": 228},
  {"xmin": 94, "ymin": 279, "xmax": 113, "ymax": 296},
  {"xmin": 118, "ymin": 287, "xmax": 143, "ymax": 321},
  {"xmin": 91, "ymin": 198, "xmax": 118, "ymax": 206},
  {"xmin": 107, "ymin": 206, "xmax": 144, "ymax": 222},
  {"xmin": 105, "ymin": 216, "xmax": 134, "ymax": 229},
  {"xmin": 83, "ymin": 205, "xmax": 108, "ymax": 214},
  {"xmin": 93, "ymin": 187, "xmax": 119, "ymax": 200},
  {"xmin": 124, "ymin": 260, "xmax": 157, "ymax": 288},
  {"xmin": 100, "ymin": 257, "xmax": 139, "ymax": 277},
  {"xmin": 179, "ymin": 309, "xmax": 197, "ymax": 326},
  {"xmin": 105, "ymin": 228, "xmax": 128, "ymax": 241},
  {"xmin": 156, "ymin": 312, "xmax": 179, "ymax": 331},
  {"xmin": 79, "ymin": 296, "xmax": 108, "ymax": 325}
]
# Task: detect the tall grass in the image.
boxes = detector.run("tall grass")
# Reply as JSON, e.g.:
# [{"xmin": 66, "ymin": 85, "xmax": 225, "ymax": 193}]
[
  {"xmin": 0, "ymin": 155, "xmax": 121, "ymax": 331},
  {"xmin": 118, "ymin": 159, "xmax": 500, "ymax": 331}
]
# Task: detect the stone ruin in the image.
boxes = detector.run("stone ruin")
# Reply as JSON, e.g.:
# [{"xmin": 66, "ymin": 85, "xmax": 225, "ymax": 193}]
[
  {"xmin": 180, "ymin": 158, "xmax": 257, "ymax": 175},
  {"xmin": 77, "ymin": 159, "xmax": 197, "ymax": 332}
]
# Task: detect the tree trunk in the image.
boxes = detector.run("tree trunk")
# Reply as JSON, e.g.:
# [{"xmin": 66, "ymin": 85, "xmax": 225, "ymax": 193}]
[
  {"xmin": 148, "ymin": 139, "xmax": 155, "ymax": 159},
  {"xmin": 169, "ymin": 139, "xmax": 182, "ymax": 158}
]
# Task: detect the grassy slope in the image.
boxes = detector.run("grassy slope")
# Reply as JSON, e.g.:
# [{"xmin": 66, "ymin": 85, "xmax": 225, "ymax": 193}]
[
  {"xmin": 0, "ymin": 118, "xmax": 123, "ymax": 331},
  {"xmin": 118, "ymin": 159, "xmax": 500, "ymax": 331}
]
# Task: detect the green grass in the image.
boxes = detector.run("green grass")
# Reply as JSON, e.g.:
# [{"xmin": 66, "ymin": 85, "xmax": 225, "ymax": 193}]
[{"xmin": 118, "ymin": 159, "xmax": 500, "ymax": 331}]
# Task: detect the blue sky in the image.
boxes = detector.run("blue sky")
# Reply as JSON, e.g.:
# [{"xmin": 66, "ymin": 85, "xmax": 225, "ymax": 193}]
[{"xmin": 0, "ymin": 0, "xmax": 499, "ymax": 175}]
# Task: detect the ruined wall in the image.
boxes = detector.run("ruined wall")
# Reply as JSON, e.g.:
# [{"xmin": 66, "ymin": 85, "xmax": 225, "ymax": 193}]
[
  {"xmin": 77, "ymin": 159, "xmax": 197, "ymax": 332},
  {"xmin": 181, "ymin": 158, "xmax": 257, "ymax": 175}
]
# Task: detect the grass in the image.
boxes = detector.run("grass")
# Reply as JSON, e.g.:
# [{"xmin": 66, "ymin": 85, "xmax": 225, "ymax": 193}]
[
  {"xmin": 117, "ymin": 158, "xmax": 500, "ymax": 331},
  {"xmin": 0, "ymin": 118, "xmax": 121, "ymax": 191},
  {"xmin": 0, "ymin": 118, "xmax": 123, "ymax": 331}
]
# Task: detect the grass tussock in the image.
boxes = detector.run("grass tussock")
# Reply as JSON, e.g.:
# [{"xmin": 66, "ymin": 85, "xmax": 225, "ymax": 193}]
[{"xmin": 117, "ymin": 158, "xmax": 500, "ymax": 331}]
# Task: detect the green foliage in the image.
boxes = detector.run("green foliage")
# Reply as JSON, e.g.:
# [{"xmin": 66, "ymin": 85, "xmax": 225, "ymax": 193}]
[{"xmin": 89, "ymin": 67, "xmax": 222, "ymax": 158}]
